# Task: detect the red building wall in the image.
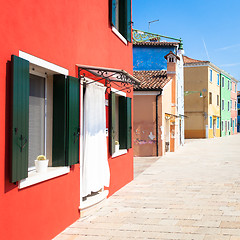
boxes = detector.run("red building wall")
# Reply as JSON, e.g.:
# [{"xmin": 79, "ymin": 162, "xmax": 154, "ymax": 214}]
[{"xmin": 0, "ymin": 1, "xmax": 133, "ymax": 239}]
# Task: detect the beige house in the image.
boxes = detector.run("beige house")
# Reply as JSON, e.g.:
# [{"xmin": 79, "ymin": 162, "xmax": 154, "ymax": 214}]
[
  {"xmin": 184, "ymin": 56, "xmax": 221, "ymax": 138},
  {"xmin": 133, "ymin": 70, "xmax": 172, "ymax": 156}
]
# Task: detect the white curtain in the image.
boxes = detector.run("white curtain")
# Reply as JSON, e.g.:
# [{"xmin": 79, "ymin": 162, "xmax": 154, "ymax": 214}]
[{"xmin": 82, "ymin": 83, "xmax": 110, "ymax": 197}]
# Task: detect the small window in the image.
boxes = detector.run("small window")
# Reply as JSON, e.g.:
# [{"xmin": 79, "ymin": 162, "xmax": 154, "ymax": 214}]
[
  {"xmin": 222, "ymin": 121, "xmax": 224, "ymax": 131},
  {"xmin": 217, "ymin": 117, "xmax": 219, "ymax": 129},
  {"xmin": 111, "ymin": 0, "xmax": 132, "ymax": 42},
  {"xmin": 238, "ymin": 98, "xmax": 240, "ymax": 104},
  {"xmin": 209, "ymin": 116, "xmax": 212, "ymax": 129},
  {"xmin": 222, "ymin": 99, "xmax": 225, "ymax": 110},
  {"xmin": 231, "ymin": 118, "xmax": 232, "ymax": 128},
  {"xmin": 209, "ymin": 92, "xmax": 212, "ymax": 104},
  {"xmin": 228, "ymin": 80, "xmax": 230, "ymax": 90},
  {"xmin": 235, "ymin": 101, "xmax": 237, "ymax": 110},
  {"xmin": 238, "ymin": 109, "xmax": 240, "ymax": 115},
  {"xmin": 228, "ymin": 121, "xmax": 230, "ymax": 131},
  {"xmin": 222, "ymin": 77, "xmax": 225, "ymax": 87},
  {"xmin": 210, "ymin": 69, "xmax": 212, "ymax": 82},
  {"xmin": 217, "ymin": 74, "xmax": 219, "ymax": 86},
  {"xmin": 230, "ymin": 100, "xmax": 232, "ymax": 109},
  {"xmin": 228, "ymin": 101, "xmax": 230, "ymax": 111},
  {"xmin": 217, "ymin": 95, "xmax": 219, "ymax": 106}
]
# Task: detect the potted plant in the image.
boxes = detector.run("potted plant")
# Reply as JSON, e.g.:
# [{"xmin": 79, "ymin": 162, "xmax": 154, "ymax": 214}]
[
  {"xmin": 115, "ymin": 141, "xmax": 120, "ymax": 152},
  {"xmin": 35, "ymin": 155, "xmax": 49, "ymax": 173}
]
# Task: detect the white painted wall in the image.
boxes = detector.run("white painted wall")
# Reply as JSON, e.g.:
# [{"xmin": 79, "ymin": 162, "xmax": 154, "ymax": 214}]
[{"xmin": 177, "ymin": 49, "xmax": 185, "ymax": 145}]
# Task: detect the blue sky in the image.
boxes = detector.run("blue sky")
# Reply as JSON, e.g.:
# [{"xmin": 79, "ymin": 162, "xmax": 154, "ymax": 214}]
[{"xmin": 132, "ymin": 0, "xmax": 240, "ymax": 89}]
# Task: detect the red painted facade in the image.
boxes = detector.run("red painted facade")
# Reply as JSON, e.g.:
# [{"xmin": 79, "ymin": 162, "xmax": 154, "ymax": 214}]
[{"xmin": 0, "ymin": 1, "xmax": 133, "ymax": 239}]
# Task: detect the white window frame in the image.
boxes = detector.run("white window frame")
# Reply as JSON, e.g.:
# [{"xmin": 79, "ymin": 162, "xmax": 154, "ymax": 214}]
[{"xmin": 18, "ymin": 51, "xmax": 70, "ymax": 189}]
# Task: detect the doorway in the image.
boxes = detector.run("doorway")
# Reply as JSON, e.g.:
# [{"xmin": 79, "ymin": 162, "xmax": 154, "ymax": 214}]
[{"xmin": 80, "ymin": 79, "xmax": 110, "ymax": 210}]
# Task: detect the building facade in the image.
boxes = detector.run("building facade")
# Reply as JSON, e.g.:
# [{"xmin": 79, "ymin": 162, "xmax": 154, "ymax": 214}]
[
  {"xmin": 220, "ymin": 73, "xmax": 231, "ymax": 136},
  {"xmin": 133, "ymin": 35, "xmax": 184, "ymax": 154},
  {"xmin": 184, "ymin": 56, "xmax": 221, "ymax": 138},
  {"xmin": 231, "ymin": 79, "xmax": 238, "ymax": 134},
  {"xmin": 0, "ymin": 1, "xmax": 136, "ymax": 240},
  {"xmin": 237, "ymin": 91, "xmax": 240, "ymax": 132}
]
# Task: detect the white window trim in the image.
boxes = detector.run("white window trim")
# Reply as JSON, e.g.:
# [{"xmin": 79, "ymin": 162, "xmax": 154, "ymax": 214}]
[
  {"xmin": 112, "ymin": 149, "xmax": 128, "ymax": 158},
  {"xmin": 19, "ymin": 50, "xmax": 69, "ymax": 75},
  {"xmin": 112, "ymin": 26, "xmax": 128, "ymax": 45},
  {"xmin": 18, "ymin": 51, "xmax": 71, "ymax": 189},
  {"xmin": 19, "ymin": 167, "xmax": 70, "ymax": 189},
  {"xmin": 111, "ymin": 87, "xmax": 128, "ymax": 158}
]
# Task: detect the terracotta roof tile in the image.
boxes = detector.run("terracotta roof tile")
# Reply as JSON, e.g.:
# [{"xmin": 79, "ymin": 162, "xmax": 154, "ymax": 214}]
[
  {"xmin": 133, "ymin": 70, "xmax": 170, "ymax": 90},
  {"xmin": 183, "ymin": 55, "xmax": 209, "ymax": 64},
  {"xmin": 133, "ymin": 41, "xmax": 179, "ymax": 47}
]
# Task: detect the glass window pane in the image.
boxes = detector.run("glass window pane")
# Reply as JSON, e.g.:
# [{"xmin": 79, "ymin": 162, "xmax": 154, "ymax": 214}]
[{"xmin": 28, "ymin": 74, "xmax": 45, "ymax": 169}]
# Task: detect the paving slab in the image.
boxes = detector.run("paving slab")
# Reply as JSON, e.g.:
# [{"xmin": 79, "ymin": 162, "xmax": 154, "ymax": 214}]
[{"xmin": 54, "ymin": 134, "xmax": 240, "ymax": 240}]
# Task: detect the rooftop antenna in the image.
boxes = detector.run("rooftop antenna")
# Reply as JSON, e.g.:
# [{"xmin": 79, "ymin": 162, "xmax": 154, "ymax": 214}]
[{"xmin": 148, "ymin": 19, "xmax": 159, "ymax": 32}]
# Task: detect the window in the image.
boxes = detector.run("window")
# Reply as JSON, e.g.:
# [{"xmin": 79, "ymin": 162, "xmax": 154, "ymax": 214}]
[
  {"xmin": 217, "ymin": 74, "xmax": 219, "ymax": 86},
  {"xmin": 236, "ymin": 118, "xmax": 237, "ymax": 127},
  {"xmin": 231, "ymin": 118, "xmax": 232, "ymax": 128},
  {"xmin": 238, "ymin": 110, "xmax": 240, "ymax": 115},
  {"xmin": 217, "ymin": 117, "xmax": 219, "ymax": 129},
  {"xmin": 210, "ymin": 69, "xmax": 212, "ymax": 82},
  {"xmin": 235, "ymin": 101, "xmax": 237, "ymax": 110},
  {"xmin": 209, "ymin": 92, "xmax": 212, "ymax": 104},
  {"xmin": 111, "ymin": 0, "xmax": 132, "ymax": 42},
  {"xmin": 222, "ymin": 99, "xmax": 224, "ymax": 110},
  {"xmin": 228, "ymin": 80, "xmax": 230, "ymax": 90},
  {"xmin": 110, "ymin": 91, "xmax": 132, "ymax": 156},
  {"xmin": 235, "ymin": 84, "xmax": 237, "ymax": 93},
  {"xmin": 209, "ymin": 116, "xmax": 212, "ymax": 129},
  {"xmin": 222, "ymin": 121, "xmax": 224, "ymax": 131},
  {"xmin": 228, "ymin": 101, "xmax": 230, "ymax": 111},
  {"xmin": 10, "ymin": 55, "xmax": 79, "ymax": 183},
  {"xmin": 217, "ymin": 95, "xmax": 219, "ymax": 106},
  {"xmin": 228, "ymin": 121, "xmax": 230, "ymax": 131},
  {"xmin": 222, "ymin": 77, "xmax": 225, "ymax": 87},
  {"xmin": 238, "ymin": 98, "xmax": 240, "ymax": 104}
]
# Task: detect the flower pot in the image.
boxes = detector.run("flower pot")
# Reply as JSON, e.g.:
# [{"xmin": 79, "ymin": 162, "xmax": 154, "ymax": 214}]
[
  {"xmin": 115, "ymin": 144, "xmax": 120, "ymax": 152},
  {"xmin": 35, "ymin": 159, "xmax": 49, "ymax": 173}
]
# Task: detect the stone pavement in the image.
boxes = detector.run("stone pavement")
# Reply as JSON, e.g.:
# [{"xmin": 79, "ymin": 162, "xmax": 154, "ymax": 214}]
[{"xmin": 54, "ymin": 134, "xmax": 240, "ymax": 240}]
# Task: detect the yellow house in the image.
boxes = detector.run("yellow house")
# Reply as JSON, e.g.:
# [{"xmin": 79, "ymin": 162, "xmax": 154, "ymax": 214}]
[{"xmin": 184, "ymin": 56, "xmax": 220, "ymax": 138}]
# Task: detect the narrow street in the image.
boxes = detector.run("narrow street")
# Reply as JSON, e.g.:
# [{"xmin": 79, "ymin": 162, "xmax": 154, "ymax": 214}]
[{"xmin": 55, "ymin": 134, "xmax": 240, "ymax": 240}]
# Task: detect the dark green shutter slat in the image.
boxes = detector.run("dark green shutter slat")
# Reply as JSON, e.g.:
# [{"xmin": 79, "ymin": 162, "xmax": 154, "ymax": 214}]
[
  {"xmin": 126, "ymin": 97, "xmax": 132, "ymax": 148},
  {"xmin": 66, "ymin": 76, "xmax": 79, "ymax": 166},
  {"xmin": 119, "ymin": 97, "xmax": 132, "ymax": 149},
  {"xmin": 126, "ymin": 0, "xmax": 132, "ymax": 42},
  {"xmin": 11, "ymin": 55, "xmax": 29, "ymax": 183},
  {"xmin": 119, "ymin": 0, "xmax": 126, "ymax": 39},
  {"xmin": 110, "ymin": 92, "xmax": 116, "ymax": 155},
  {"xmin": 52, "ymin": 74, "xmax": 67, "ymax": 166},
  {"xmin": 111, "ymin": 0, "xmax": 116, "ymax": 26}
]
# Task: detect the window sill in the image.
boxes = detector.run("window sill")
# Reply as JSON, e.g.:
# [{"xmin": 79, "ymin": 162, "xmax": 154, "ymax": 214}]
[
  {"xmin": 18, "ymin": 166, "xmax": 70, "ymax": 189},
  {"xmin": 112, "ymin": 149, "xmax": 127, "ymax": 158},
  {"xmin": 111, "ymin": 26, "xmax": 128, "ymax": 45}
]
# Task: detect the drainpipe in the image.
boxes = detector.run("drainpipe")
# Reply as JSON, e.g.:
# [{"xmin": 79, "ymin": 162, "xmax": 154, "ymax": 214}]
[{"xmin": 156, "ymin": 89, "xmax": 163, "ymax": 156}]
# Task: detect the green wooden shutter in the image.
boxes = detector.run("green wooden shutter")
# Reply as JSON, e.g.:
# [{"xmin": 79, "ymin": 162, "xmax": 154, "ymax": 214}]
[
  {"xmin": 52, "ymin": 74, "xmax": 67, "ymax": 166},
  {"xmin": 10, "ymin": 55, "xmax": 29, "ymax": 183},
  {"xmin": 119, "ymin": 96, "xmax": 132, "ymax": 149},
  {"xmin": 111, "ymin": 0, "xmax": 116, "ymax": 26},
  {"xmin": 66, "ymin": 76, "xmax": 79, "ymax": 166},
  {"xmin": 110, "ymin": 92, "xmax": 116, "ymax": 155},
  {"xmin": 126, "ymin": 0, "xmax": 132, "ymax": 42},
  {"xmin": 119, "ymin": 0, "xmax": 131, "ymax": 42},
  {"xmin": 126, "ymin": 97, "xmax": 132, "ymax": 148}
]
